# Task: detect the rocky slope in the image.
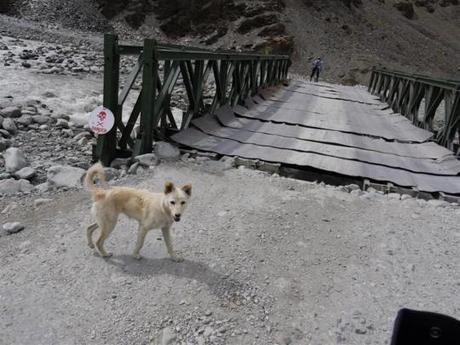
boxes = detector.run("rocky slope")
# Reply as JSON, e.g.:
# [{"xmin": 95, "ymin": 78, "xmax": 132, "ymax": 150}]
[{"xmin": 1, "ymin": 0, "xmax": 460, "ymax": 84}]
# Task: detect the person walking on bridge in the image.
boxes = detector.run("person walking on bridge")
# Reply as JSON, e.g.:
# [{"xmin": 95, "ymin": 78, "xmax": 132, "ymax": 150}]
[{"xmin": 310, "ymin": 57, "xmax": 324, "ymax": 82}]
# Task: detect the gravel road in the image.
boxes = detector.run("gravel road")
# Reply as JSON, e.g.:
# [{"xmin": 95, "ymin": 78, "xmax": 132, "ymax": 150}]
[{"xmin": 1, "ymin": 160, "xmax": 460, "ymax": 345}]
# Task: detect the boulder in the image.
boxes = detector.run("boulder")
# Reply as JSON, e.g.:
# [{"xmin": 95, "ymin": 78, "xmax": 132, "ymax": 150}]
[
  {"xmin": 56, "ymin": 118, "xmax": 69, "ymax": 128},
  {"xmin": 3, "ymin": 147, "xmax": 28, "ymax": 172},
  {"xmin": 134, "ymin": 153, "xmax": 160, "ymax": 167},
  {"xmin": 0, "ymin": 106, "xmax": 21, "ymax": 118},
  {"xmin": 13, "ymin": 167, "xmax": 36, "ymax": 180},
  {"xmin": 2, "ymin": 118, "xmax": 17, "ymax": 134},
  {"xmin": 0, "ymin": 138, "xmax": 10, "ymax": 152},
  {"xmin": 159, "ymin": 327, "xmax": 176, "ymax": 345},
  {"xmin": 394, "ymin": 2, "xmax": 416, "ymax": 19},
  {"xmin": 32, "ymin": 115, "xmax": 49, "ymax": 124},
  {"xmin": 128, "ymin": 162, "xmax": 140, "ymax": 174},
  {"xmin": 3, "ymin": 222, "xmax": 25, "ymax": 234},
  {"xmin": 110, "ymin": 158, "xmax": 130, "ymax": 169},
  {"xmin": 47, "ymin": 165, "xmax": 86, "ymax": 188},
  {"xmin": 154, "ymin": 142, "xmax": 180, "ymax": 161},
  {"xmin": 0, "ymin": 129, "xmax": 11, "ymax": 138},
  {"xmin": 35, "ymin": 182, "xmax": 52, "ymax": 193},
  {"xmin": 16, "ymin": 115, "xmax": 33, "ymax": 126},
  {"xmin": 0, "ymin": 178, "xmax": 33, "ymax": 195},
  {"xmin": 103, "ymin": 167, "xmax": 119, "ymax": 181}
]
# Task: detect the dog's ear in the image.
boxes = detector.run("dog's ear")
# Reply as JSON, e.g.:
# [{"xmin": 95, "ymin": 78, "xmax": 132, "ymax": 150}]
[
  {"xmin": 164, "ymin": 182, "xmax": 175, "ymax": 194},
  {"xmin": 182, "ymin": 184, "xmax": 192, "ymax": 197}
]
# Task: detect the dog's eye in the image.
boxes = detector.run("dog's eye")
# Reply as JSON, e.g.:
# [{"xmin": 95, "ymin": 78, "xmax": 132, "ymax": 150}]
[
  {"xmin": 170, "ymin": 201, "xmax": 175, "ymax": 205},
  {"xmin": 181, "ymin": 201, "xmax": 186, "ymax": 205}
]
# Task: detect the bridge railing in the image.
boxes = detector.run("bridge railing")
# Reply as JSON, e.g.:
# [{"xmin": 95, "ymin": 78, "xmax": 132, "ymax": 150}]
[
  {"xmin": 368, "ymin": 68, "xmax": 460, "ymax": 152},
  {"xmin": 95, "ymin": 34, "xmax": 291, "ymax": 165}
]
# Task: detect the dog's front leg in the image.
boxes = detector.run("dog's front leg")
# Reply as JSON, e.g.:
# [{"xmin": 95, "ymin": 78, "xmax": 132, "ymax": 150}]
[
  {"xmin": 133, "ymin": 225, "xmax": 148, "ymax": 260},
  {"xmin": 161, "ymin": 226, "xmax": 184, "ymax": 262}
]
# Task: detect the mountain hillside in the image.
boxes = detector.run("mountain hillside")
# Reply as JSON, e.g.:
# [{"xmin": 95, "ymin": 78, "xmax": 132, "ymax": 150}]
[{"xmin": 1, "ymin": 0, "xmax": 459, "ymax": 84}]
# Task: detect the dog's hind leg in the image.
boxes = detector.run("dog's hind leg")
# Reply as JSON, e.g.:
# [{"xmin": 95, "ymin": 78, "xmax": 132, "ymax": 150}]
[
  {"xmin": 162, "ymin": 226, "xmax": 184, "ymax": 262},
  {"xmin": 86, "ymin": 223, "xmax": 98, "ymax": 249},
  {"xmin": 133, "ymin": 225, "xmax": 148, "ymax": 260},
  {"xmin": 95, "ymin": 220, "xmax": 116, "ymax": 258}
]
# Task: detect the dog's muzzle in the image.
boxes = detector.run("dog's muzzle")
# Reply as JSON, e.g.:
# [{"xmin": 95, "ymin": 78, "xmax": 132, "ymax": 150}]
[{"xmin": 174, "ymin": 215, "xmax": 181, "ymax": 222}]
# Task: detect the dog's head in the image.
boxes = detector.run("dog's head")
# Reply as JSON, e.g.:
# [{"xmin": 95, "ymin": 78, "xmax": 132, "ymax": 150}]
[{"xmin": 164, "ymin": 181, "xmax": 192, "ymax": 222}]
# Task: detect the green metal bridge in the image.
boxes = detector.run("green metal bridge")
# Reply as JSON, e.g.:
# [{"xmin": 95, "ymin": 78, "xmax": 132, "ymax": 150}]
[
  {"xmin": 94, "ymin": 34, "xmax": 460, "ymax": 195},
  {"xmin": 95, "ymin": 34, "xmax": 290, "ymax": 166}
]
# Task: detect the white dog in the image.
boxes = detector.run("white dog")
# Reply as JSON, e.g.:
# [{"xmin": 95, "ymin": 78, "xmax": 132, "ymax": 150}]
[{"xmin": 84, "ymin": 163, "xmax": 192, "ymax": 261}]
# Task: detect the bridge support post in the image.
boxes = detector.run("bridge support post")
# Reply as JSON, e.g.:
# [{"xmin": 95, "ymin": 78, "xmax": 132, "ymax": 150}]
[
  {"xmin": 137, "ymin": 38, "xmax": 158, "ymax": 155},
  {"xmin": 95, "ymin": 33, "xmax": 120, "ymax": 166}
]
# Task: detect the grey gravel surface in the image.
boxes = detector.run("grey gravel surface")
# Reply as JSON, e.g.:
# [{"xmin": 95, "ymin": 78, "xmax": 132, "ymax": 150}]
[{"xmin": 1, "ymin": 161, "xmax": 460, "ymax": 345}]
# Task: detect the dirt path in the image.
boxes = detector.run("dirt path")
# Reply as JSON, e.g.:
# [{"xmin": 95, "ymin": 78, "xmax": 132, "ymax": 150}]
[{"xmin": 1, "ymin": 160, "xmax": 460, "ymax": 345}]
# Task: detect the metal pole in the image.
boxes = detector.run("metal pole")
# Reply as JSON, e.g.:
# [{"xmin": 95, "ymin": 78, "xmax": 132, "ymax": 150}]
[{"xmin": 96, "ymin": 33, "xmax": 120, "ymax": 166}]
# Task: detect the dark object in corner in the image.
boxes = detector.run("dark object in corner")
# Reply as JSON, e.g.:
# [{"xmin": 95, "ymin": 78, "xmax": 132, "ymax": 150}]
[{"xmin": 391, "ymin": 308, "xmax": 460, "ymax": 345}]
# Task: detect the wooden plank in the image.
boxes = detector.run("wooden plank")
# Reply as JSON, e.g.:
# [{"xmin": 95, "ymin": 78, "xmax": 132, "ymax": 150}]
[
  {"xmin": 171, "ymin": 128, "xmax": 460, "ymax": 193},
  {"xmin": 214, "ymin": 106, "xmax": 451, "ymax": 159},
  {"xmin": 192, "ymin": 116, "xmax": 460, "ymax": 175},
  {"xmin": 233, "ymin": 100, "xmax": 433, "ymax": 142}
]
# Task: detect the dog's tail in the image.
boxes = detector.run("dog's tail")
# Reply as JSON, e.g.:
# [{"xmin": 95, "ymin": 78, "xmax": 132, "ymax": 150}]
[{"xmin": 84, "ymin": 162, "xmax": 108, "ymax": 192}]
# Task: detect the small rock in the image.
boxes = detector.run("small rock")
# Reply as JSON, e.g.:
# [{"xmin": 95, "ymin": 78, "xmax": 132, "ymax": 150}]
[
  {"xmin": 345, "ymin": 184, "xmax": 361, "ymax": 192},
  {"xmin": 428, "ymin": 199, "xmax": 448, "ymax": 208},
  {"xmin": 350, "ymin": 189, "xmax": 364, "ymax": 197},
  {"xmin": 204, "ymin": 327, "xmax": 214, "ymax": 337},
  {"xmin": 34, "ymin": 198, "xmax": 53, "ymax": 207},
  {"xmin": 3, "ymin": 147, "xmax": 28, "ymax": 172},
  {"xmin": 16, "ymin": 115, "xmax": 33, "ymax": 126},
  {"xmin": 56, "ymin": 119, "xmax": 69, "ymax": 128},
  {"xmin": 35, "ymin": 182, "xmax": 52, "ymax": 193},
  {"xmin": 220, "ymin": 156, "xmax": 236, "ymax": 169},
  {"xmin": 32, "ymin": 115, "xmax": 49, "ymax": 124},
  {"xmin": 154, "ymin": 142, "xmax": 180, "ymax": 161},
  {"xmin": 159, "ymin": 327, "xmax": 176, "ymax": 345},
  {"xmin": 0, "ymin": 138, "xmax": 11, "ymax": 152},
  {"xmin": 103, "ymin": 167, "xmax": 119, "ymax": 181},
  {"xmin": 74, "ymin": 132, "xmax": 91, "ymax": 141},
  {"xmin": 13, "ymin": 166, "xmax": 36, "ymax": 180},
  {"xmin": 355, "ymin": 327, "xmax": 367, "ymax": 335},
  {"xmin": 135, "ymin": 153, "xmax": 159, "ymax": 167},
  {"xmin": 0, "ymin": 106, "xmax": 21, "ymax": 118},
  {"xmin": 110, "ymin": 158, "xmax": 130, "ymax": 169},
  {"xmin": 0, "ymin": 129, "xmax": 11, "ymax": 138},
  {"xmin": 128, "ymin": 162, "xmax": 139, "ymax": 175},
  {"xmin": 2, "ymin": 118, "xmax": 18, "ymax": 134},
  {"xmin": 47, "ymin": 165, "xmax": 86, "ymax": 188},
  {"xmin": 62, "ymin": 128, "xmax": 74, "ymax": 137},
  {"xmin": 3, "ymin": 222, "xmax": 25, "ymax": 234},
  {"xmin": 387, "ymin": 193, "xmax": 400, "ymax": 200},
  {"xmin": 77, "ymin": 137, "xmax": 88, "ymax": 146},
  {"xmin": 42, "ymin": 91, "xmax": 57, "ymax": 98}
]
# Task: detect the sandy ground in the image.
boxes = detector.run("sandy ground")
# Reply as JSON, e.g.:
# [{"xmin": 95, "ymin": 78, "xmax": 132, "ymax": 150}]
[{"xmin": 1, "ymin": 161, "xmax": 460, "ymax": 345}]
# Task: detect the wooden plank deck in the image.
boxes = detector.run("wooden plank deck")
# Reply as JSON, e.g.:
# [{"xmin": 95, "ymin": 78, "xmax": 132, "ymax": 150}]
[{"xmin": 171, "ymin": 81, "xmax": 460, "ymax": 194}]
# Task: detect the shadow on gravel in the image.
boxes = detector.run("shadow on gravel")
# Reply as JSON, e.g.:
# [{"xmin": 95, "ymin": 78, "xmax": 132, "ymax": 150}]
[{"xmin": 107, "ymin": 255, "xmax": 245, "ymax": 300}]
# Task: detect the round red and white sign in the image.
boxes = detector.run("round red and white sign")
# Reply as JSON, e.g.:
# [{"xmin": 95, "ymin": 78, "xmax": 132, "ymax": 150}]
[{"xmin": 88, "ymin": 106, "xmax": 115, "ymax": 135}]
